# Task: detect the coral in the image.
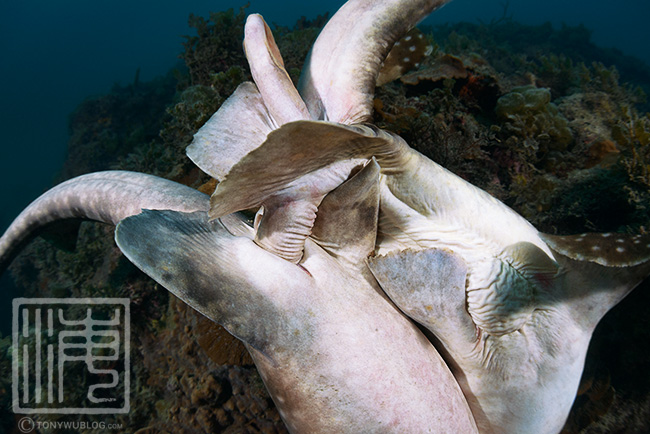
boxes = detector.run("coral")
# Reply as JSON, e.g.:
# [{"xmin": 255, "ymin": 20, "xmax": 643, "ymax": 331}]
[
  {"xmin": 432, "ymin": 20, "xmax": 650, "ymax": 112},
  {"xmin": 542, "ymin": 168, "xmax": 634, "ymax": 233},
  {"xmin": 496, "ymin": 85, "xmax": 573, "ymax": 148},
  {"xmin": 136, "ymin": 297, "xmax": 286, "ymax": 433},
  {"xmin": 613, "ymin": 106, "xmax": 650, "ymax": 186},
  {"xmin": 533, "ymin": 53, "xmax": 580, "ymax": 97},
  {"xmin": 585, "ymin": 139, "xmax": 620, "ymax": 169},
  {"xmin": 117, "ymin": 85, "xmax": 222, "ymax": 181},
  {"xmin": 557, "ymin": 91, "xmax": 618, "ymax": 158},
  {"xmin": 0, "ymin": 336, "xmax": 12, "ymax": 433}
]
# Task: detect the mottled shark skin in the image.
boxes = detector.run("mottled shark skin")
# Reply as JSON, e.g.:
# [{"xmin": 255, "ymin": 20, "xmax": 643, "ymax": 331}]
[
  {"xmin": 223, "ymin": 120, "xmax": 650, "ymax": 434},
  {"xmin": 115, "ymin": 162, "xmax": 479, "ymax": 433}
]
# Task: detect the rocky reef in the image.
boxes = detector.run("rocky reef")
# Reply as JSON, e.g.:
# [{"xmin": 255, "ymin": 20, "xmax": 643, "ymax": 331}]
[{"xmin": 2, "ymin": 7, "xmax": 650, "ymax": 433}]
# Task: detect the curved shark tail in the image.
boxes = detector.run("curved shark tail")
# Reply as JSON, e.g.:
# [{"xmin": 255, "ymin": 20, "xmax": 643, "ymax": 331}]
[
  {"xmin": 0, "ymin": 170, "xmax": 208, "ymax": 275},
  {"xmin": 299, "ymin": 0, "xmax": 452, "ymax": 124}
]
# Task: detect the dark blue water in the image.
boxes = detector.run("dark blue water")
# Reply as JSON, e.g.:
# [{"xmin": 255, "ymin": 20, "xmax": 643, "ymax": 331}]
[{"xmin": 1, "ymin": 0, "xmax": 648, "ymax": 234}]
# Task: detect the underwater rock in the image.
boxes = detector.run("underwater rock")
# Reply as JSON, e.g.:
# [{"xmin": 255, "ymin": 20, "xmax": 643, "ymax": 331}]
[
  {"xmin": 138, "ymin": 297, "xmax": 286, "ymax": 433},
  {"xmin": 62, "ymin": 73, "xmax": 178, "ymax": 181},
  {"xmin": 181, "ymin": 7, "xmax": 249, "ymax": 87},
  {"xmin": 400, "ymin": 53, "xmax": 468, "ymax": 85},
  {"xmin": 585, "ymin": 139, "xmax": 620, "ymax": 169}
]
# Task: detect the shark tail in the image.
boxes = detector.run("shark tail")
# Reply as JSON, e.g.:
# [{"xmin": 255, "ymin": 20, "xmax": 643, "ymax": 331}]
[{"xmin": 0, "ymin": 170, "xmax": 208, "ymax": 275}]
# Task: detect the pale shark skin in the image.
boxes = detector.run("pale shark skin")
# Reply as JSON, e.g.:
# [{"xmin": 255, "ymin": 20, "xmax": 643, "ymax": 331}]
[
  {"xmin": 188, "ymin": 0, "xmax": 454, "ymax": 262},
  {"xmin": 0, "ymin": 2, "xmax": 482, "ymax": 432},
  {"xmin": 219, "ymin": 120, "xmax": 650, "ymax": 434},
  {"xmin": 197, "ymin": 1, "xmax": 650, "ymax": 431},
  {"xmin": 0, "ymin": 166, "xmax": 479, "ymax": 433},
  {"xmin": 115, "ymin": 162, "xmax": 479, "ymax": 433},
  {"xmin": 188, "ymin": 14, "xmax": 364, "ymax": 264},
  {"xmin": 0, "ymin": 171, "xmax": 209, "ymax": 273}
]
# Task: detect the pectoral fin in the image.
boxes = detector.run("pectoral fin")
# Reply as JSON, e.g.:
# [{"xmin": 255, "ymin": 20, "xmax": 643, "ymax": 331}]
[
  {"xmin": 206, "ymin": 121, "xmax": 406, "ymax": 263},
  {"xmin": 368, "ymin": 248, "xmax": 477, "ymax": 354},
  {"xmin": 209, "ymin": 121, "xmax": 408, "ymax": 220},
  {"xmin": 115, "ymin": 209, "xmax": 311, "ymax": 350}
]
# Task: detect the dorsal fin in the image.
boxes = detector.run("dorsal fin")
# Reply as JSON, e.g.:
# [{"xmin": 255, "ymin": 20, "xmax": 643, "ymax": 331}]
[{"xmin": 312, "ymin": 158, "xmax": 381, "ymax": 266}]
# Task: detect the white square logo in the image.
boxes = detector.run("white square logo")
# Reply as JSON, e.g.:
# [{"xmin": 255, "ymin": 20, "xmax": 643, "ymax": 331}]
[{"xmin": 12, "ymin": 298, "xmax": 130, "ymax": 414}]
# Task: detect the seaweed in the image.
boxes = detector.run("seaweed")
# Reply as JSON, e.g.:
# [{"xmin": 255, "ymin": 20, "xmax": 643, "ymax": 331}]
[
  {"xmin": 60, "ymin": 71, "xmax": 178, "ymax": 181},
  {"xmin": 180, "ymin": 6, "xmax": 249, "ymax": 87}
]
